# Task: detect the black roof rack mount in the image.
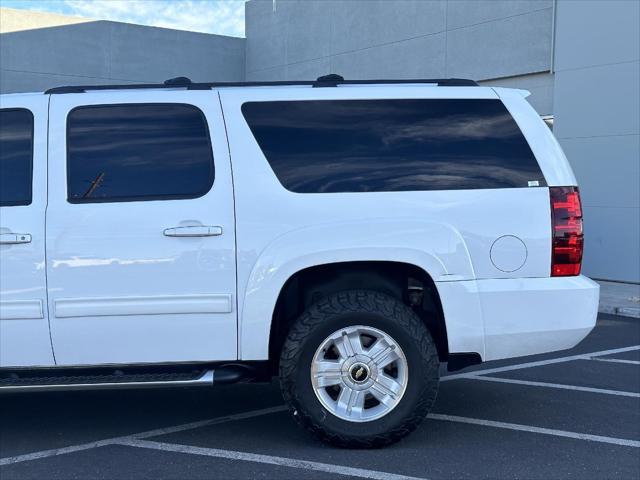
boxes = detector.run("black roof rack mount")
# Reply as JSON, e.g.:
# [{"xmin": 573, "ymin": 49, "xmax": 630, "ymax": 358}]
[{"xmin": 44, "ymin": 74, "xmax": 479, "ymax": 94}]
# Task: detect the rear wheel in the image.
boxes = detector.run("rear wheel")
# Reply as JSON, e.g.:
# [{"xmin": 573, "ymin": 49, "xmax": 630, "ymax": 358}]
[{"xmin": 279, "ymin": 290, "xmax": 439, "ymax": 448}]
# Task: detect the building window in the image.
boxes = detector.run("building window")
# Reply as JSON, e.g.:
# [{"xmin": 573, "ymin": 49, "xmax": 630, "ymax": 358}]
[
  {"xmin": 0, "ymin": 109, "xmax": 33, "ymax": 207},
  {"xmin": 242, "ymin": 99, "xmax": 546, "ymax": 193},
  {"xmin": 67, "ymin": 103, "xmax": 214, "ymax": 203}
]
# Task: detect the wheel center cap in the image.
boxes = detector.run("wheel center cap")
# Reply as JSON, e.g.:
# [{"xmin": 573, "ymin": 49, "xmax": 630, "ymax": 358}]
[{"xmin": 349, "ymin": 363, "xmax": 370, "ymax": 383}]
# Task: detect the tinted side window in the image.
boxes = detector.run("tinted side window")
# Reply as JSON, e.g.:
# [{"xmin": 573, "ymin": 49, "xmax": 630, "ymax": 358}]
[
  {"xmin": 0, "ymin": 109, "xmax": 33, "ymax": 206},
  {"xmin": 242, "ymin": 99, "xmax": 546, "ymax": 193},
  {"xmin": 67, "ymin": 103, "xmax": 214, "ymax": 203}
]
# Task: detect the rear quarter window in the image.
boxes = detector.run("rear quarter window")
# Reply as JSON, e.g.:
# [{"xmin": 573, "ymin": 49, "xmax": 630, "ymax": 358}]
[{"xmin": 241, "ymin": 99, "xmax": 546, "ymax": 193}]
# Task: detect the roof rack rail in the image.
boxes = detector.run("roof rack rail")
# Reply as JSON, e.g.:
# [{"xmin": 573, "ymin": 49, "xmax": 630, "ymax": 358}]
[
  {"xmin": 163, "ymin": 76, "xmax": 194, "ymax": 86},
  {"xmin": 44, "ymin": 74, "xmax": 478, "ymax": 94}
]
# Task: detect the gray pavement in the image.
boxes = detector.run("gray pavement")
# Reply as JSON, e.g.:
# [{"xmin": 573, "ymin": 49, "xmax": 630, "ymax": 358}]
[{"xmin": 1, "ymin": 313, "xmax": 639, "ymax": 480}]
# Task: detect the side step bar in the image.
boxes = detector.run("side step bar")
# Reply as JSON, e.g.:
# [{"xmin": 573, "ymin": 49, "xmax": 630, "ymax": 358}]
[{"xmin": 0, "ymin": 369, "xmax": 217, "ymax": 393}]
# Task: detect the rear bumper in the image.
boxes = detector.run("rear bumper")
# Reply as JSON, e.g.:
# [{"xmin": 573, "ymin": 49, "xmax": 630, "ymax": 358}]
[{"xmin": 436, "ymin": 275, "xmax": 600, "ymax": 362}]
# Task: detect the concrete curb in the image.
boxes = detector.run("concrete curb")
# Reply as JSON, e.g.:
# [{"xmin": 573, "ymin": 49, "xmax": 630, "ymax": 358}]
[
  {"xmin": 597, "ymin": 280, "xmax": 640, "ymax": 319},
  {"xmin": 598, "ymin": 304, "xmax": 640, "ymax": 319}
]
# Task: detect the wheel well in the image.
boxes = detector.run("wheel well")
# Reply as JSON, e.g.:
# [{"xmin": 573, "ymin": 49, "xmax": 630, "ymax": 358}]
[{"xmin": 268, "ymin": 261, "xmax": 448, "ymax": 374}]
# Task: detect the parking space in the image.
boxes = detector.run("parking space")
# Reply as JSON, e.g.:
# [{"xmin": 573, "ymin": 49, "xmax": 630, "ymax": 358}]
[{"xmin": 1, "ymin": 313, "xmax": 639, "ymax": 480}]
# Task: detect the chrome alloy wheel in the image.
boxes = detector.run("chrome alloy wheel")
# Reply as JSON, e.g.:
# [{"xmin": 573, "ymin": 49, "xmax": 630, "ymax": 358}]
[{"xmin": 310, "ymin": 325, "xmax": 409, "ymax": 422}]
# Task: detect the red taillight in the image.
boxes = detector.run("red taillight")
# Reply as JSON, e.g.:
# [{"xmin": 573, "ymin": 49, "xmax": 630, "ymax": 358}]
[{"xmin": 550, "ymin": 187, "xmax": 583, "ymax": 276}]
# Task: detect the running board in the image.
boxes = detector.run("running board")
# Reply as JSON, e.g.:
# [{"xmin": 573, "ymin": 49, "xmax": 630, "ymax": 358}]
[{"xmin": 0, "ymin": 369, "xmax": 215, "ymax": 393}]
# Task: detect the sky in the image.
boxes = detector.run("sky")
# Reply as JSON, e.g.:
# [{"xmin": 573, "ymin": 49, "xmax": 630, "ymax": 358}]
[{"xmin": 1, "ymin": 0, "xmax": 249, "ymax": 37}]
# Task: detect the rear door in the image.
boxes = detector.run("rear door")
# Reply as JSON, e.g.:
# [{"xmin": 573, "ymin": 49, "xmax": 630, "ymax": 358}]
[
  {"xmin": 0, "ymin": 95, "xmax": 54, "ymax": 367},
  {"xmin": 46, "ymin": 90, "xmax": 237, "ymax": 365}
]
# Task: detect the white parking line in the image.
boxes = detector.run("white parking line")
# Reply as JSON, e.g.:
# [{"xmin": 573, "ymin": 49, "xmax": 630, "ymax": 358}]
[
  {"xmin": 119, "ymin": 438, "xmax": 429, "ymax": 480},
  {"xmin": 0, "ymin": 405, "xmax": 287, "ymax": 467},
  {"xmin": 442, "ymin": 345, "xmax": 640, "ymax": 381},
  {"xmin": 0, "ymin": 438, "xmax": 118, "ymax": 468},
  {"xmin": 429, "ymin": 414, "xmax": 640, "ymax": 448},
  {"xmin": 464, "ymin": 375, "xmax": 640, "ymax": 397},
  {"xmin": 590, "ymin": 357, "xmax": 640, "ymax": 366},
  {"xmin": 132, "ymin": 405, "xmax": 288, "ymax": 440}
]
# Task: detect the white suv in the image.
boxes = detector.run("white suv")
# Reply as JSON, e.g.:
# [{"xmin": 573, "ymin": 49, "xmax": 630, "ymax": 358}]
[{"xmin": 0, "ymin": 75, "xmax": 599, "ymax": 447}]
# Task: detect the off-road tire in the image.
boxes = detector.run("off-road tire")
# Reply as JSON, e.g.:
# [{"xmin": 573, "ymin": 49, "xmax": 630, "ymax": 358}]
[{"xmin": 279, "ymin": 290, "xmax": 440, "ymax": 448}]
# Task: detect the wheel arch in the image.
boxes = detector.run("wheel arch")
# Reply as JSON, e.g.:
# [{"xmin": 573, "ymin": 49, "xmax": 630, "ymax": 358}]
[
  {"xmin": 265, "ymin": 260, "xmax": 449, "ymax": 373},
  {"xmin": 238, "ymin": 220, "xmax": 475, "ymax": 362}
]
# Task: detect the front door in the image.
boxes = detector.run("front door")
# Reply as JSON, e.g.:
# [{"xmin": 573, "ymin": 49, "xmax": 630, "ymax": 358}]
[
  {"xmin": 0, "ymin": 96, "xmax": 54, "ymax": 367},
  {"xmin": 46, "ymin": 90, "xmax": 237, "ymax": 365}
]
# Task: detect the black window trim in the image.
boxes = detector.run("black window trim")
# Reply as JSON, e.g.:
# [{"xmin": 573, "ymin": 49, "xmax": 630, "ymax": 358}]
[
  {"xmin": 65, "ymin": 102, "xmax": 215, "ymax": 204},
  {"xmin": 0, "ymin": 107, "xmax": 34, "ymax": 207}
]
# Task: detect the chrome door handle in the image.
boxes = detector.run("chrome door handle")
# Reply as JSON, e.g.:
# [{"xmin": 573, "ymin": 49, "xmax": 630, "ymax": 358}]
[
  {"xmin": 163, "ymin": 226, "xmax": 223, "ymax": 237},
  {"xmin": 0, "ymin": 233, "xmax": 32, "ymax": 244}
]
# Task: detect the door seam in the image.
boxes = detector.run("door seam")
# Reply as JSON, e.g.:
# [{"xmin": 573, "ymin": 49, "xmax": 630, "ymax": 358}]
[
  {"xmin": 217, "ymin": 91, "xmax": 241, "ymax": 360},
  {"xmin": 44, "ymin": 94, "xmax": 57, "ymax": 364}
]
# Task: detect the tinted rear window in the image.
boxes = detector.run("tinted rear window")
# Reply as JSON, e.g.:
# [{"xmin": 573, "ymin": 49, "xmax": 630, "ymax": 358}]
[
  {"xmin": 242, "ymin": 99, "xmax": 545, "ymax": 193},
  {"xmin": 67, "ymin": 103, "xmax": 214, "ymax": 203},
  {"xmin": 0, "ymin": 109, "xmax": 33, "ymax": 206}
]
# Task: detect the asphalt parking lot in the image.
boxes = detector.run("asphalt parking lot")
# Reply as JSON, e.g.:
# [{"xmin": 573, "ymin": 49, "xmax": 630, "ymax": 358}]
[{"xmin": 1, "ymin": 312, "xmax": 638, "ymax": 480}]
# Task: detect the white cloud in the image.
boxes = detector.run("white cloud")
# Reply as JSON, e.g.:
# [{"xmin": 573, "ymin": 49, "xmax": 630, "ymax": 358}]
[{"xmin": 63, "ymin": 0, "xmax": 247, "ymax": 37}]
